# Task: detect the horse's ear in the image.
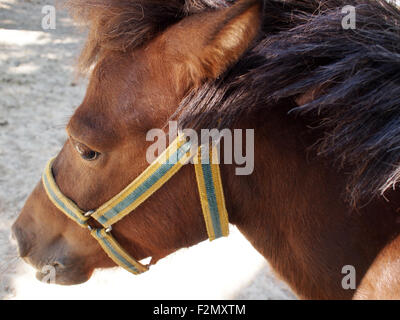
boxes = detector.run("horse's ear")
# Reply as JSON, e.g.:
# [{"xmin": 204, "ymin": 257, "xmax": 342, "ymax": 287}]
[{"xmin": 169, "ymin": 0, "xmax": 262, "ymax": 87}]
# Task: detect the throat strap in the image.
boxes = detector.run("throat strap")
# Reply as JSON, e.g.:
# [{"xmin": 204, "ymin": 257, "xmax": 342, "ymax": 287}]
[
  {"xmin": 42, "ymin": 136, "xmax": 229, "ymax": 275},
  {"xmin": 194, "ymin": 146, "xmax": 229, "ymax": 240}
]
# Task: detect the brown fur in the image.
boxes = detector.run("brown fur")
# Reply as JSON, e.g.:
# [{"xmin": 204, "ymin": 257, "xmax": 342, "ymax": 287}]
[{"xmin": 11, "ymin": 0, "xmax": 400, "ymax": 299}]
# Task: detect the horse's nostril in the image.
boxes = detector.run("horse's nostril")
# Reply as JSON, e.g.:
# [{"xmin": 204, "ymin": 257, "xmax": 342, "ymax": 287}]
[{"xmin": 11, "ymin": 223, "xmax": 32, "ymax": 258}]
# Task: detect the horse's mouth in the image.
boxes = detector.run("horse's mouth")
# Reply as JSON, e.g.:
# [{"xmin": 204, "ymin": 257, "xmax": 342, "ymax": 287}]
[
  {"xmin": 23, "ymin": 256, "xmax": 92, "ymax": 285},
  {"xmin": 34, "ymin": 268, "xmax": 91, "ymax": 285}
]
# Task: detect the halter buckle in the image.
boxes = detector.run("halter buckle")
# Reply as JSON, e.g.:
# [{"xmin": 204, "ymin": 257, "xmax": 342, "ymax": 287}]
[
  {"xmin": 85, "ymin": 210, "xmax": 95, "ymax": 217},
  {"xmin": 105, "ymin": 226, "xmax": 112, "ymax": 233}
]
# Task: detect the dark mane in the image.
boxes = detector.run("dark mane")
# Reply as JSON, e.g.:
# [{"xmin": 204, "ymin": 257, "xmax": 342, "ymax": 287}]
[
  {"xmin": 176, "ymin": 0, "xmax": 400, "ymax": 207},
  {"xmin": 68, "ymin": 0, "xmax": 400, "ymax": 206}
]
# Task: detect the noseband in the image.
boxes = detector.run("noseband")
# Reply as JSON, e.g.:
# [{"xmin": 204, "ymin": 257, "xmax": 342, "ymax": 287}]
[{"xmin": 42, "ymin": 136, "xmax": 229, "ymax": 275}]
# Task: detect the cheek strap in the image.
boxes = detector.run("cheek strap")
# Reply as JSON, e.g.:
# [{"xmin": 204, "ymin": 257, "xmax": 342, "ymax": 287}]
[{"xmin": 42, "ymin": 136, "xmax": 229, "ymax": 275}]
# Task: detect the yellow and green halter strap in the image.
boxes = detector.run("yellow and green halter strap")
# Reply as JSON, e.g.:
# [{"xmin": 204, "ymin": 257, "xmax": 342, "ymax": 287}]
[{"xmin": 42, "ymin": 136, "xmax": 229, "ymax": 275}]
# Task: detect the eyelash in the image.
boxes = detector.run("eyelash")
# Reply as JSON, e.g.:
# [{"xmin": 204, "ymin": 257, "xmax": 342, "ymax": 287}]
[{"xmin": 74, "ymin": 142, "xmax": 100, "ymax": 161}]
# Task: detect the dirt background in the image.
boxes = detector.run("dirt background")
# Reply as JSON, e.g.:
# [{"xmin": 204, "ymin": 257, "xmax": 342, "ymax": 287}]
[{"xmin": 0, "ymin": 0, "xmax": 295, "ymax": 299}]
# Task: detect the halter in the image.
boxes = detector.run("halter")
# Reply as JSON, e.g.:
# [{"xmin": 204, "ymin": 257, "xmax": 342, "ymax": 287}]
[{"xmin": 42, "ymin": 136, "xmax": 229, "ymax": 275}]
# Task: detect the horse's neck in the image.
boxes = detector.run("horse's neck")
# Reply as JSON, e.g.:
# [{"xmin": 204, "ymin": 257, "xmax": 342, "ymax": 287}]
[{"xmin": 223, "ymin": 112, "xmax": 400, "ymax": 299}]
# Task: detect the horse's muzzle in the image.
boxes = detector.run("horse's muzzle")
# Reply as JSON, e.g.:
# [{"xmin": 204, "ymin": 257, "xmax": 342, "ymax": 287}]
[
  {"xmin": 11, "ymin": 223, "xmax": 32, "ymax": 258},
  {"xmin": 12, "ymin": 220, "xmax": 92, "ymax": 285}
]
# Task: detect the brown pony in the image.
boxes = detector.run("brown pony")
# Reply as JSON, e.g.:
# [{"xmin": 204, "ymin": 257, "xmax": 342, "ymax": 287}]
[{"xmin": 12, "ymin": 0, "xmax": 400, "ymax": 299}]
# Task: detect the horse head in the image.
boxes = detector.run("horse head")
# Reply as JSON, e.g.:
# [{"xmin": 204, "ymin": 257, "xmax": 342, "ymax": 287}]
[{"xmin": 12, "ymin": 0, "xmax": 262, "ymax": 285}]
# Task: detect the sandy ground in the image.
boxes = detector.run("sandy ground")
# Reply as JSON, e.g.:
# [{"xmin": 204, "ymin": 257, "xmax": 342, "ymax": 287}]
[{"xmin": 0, "ymin": 0, "xmax": 295, "ymax": 299}]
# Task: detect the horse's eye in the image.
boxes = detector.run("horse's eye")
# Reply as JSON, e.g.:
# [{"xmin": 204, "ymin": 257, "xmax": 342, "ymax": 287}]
[{"xmin": 75, "ymin": 142, "xmax": 100, "ymax": 161}]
